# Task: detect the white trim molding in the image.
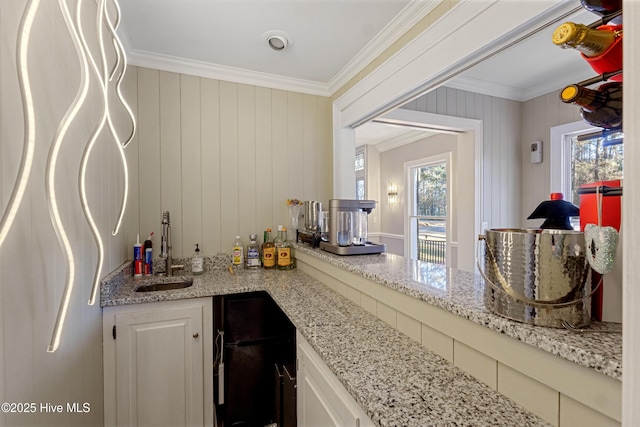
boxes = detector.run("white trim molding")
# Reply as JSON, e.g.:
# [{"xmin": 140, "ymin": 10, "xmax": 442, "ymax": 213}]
[
  {"xmin": 373, "ymin": 232, "xmax": 404, "ymax": 241},
  {"xmin": 622, "ymin": 1, "xmax": 640, "ymax": 424},
  {"xmin": 118, "ymin": 0, "xmax": 439, "ymax": 97}
]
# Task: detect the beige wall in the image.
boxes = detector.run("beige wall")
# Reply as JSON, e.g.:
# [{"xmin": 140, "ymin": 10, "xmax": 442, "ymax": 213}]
[
  {"xmin": 126, "ymin": 67, "xmax": 333, "ymax": 258},
  {"xmin": 0, "ymin": 1, "xmax": 135, "ymax": 425}
]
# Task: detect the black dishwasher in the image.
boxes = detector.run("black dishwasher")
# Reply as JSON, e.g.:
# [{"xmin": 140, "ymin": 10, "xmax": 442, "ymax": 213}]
[{"xmin": 214, "ymin": 291, "xmax": 296, "ymax": 427}]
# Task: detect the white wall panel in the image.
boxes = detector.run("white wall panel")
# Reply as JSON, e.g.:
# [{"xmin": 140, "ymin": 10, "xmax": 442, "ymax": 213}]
[
  {"xmin": 303, "ymin": 94, "xmax": 319, "ymax": 201},
  {"xmin": 137, "ymin": 68, "xmax": 162, "ymax": 255},
  {"xmin": 238, "ymin": 84, "xmax": 257, "ymax": 236},
  {"xmin": 219, "ymin": 81, "xmax": 240, "ymax": 249},
  {"xmin": 128, "ymin": 68, "xmax": 332, "ymax": 257},
  {"xmin": 160, "ymin": 72, "xmax": 183, "ymax": 256},
  {"xmin": 287, "ymin": 92, "xmax": 304, "ymax": 239},
  {"xmin": 201, "ymin": 79, "xmax": 221, "ymax": 257},
  {"xmin": 318, "ymin": 97, "xmax": 333, "ymax": 202},
  {"xmin": 272, "ymin": 90, "xmax": 289, "ymax": 234},
  {"xmin": 181, "ymin": 75, "xmax": 202, "ymax": 254},
  {"xmin": 255, "ymin": 87, "xmax": 274, "ymax": 234}
]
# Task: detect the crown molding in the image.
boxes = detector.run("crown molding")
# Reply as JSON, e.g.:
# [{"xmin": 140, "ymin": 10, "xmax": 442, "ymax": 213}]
[
  {"xmin": 443, "ymin": 76, "xmax": 525, "ymax": 101},
  {"xmin": 124, "ymin": 48, "xmax": 331, "ymax": 96},
  {"xmin": 118, "ymin": 0, "xmax": 437, "ymax": 97},
  {"xmin": 445, "ymin": 64, "xmax": 597, "ymax": 102}
]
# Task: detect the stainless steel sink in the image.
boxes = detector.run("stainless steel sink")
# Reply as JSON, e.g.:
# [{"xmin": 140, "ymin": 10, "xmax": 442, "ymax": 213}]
[{"xmin": 134, "ymin": 278, "xmax": 193, "ymax": 292}]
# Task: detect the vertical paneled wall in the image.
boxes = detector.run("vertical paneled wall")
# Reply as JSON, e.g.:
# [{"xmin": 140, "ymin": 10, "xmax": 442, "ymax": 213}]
[
  {"xmin": 520, "ymin": 91, "xmax": 581, "ymax": 228},
  {"xmin": 401, "ymin": 86, "xmax": 522, "ymax": 229},
  {"xmin": 0, "ymin": 1, "xmax": 134, "ymax": 425},
  {"xmin": 127, "ymin": 67, "xmax": 333, "ymax": 258}
]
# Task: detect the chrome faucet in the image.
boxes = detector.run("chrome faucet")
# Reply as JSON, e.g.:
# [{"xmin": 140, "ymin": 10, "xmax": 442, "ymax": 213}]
[{"xmin": 160, "ymin": 210, "xmax": 184, "ymax": 276}]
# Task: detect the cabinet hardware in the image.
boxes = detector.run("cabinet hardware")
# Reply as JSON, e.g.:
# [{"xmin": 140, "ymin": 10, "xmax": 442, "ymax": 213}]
[
  {"xmin": 193, "ymin": 332, "xmax": 199, "ymax": 338},
  {"xmin": 112, "ymin": 325, "xmax": 116, "ymax": 340}
]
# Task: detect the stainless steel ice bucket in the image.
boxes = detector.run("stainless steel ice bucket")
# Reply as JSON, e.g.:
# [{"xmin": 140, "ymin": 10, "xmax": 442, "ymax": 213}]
[
  {"xmin": 304, "ymin": 201, "xmax": 322, "ymax": 231},
  {"xmin": 479, "ymin": 228, "xmax": 592, "ymax": 328}
]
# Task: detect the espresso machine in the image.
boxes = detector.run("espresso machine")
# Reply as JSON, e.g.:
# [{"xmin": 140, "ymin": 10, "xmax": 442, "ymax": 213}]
[{"xmin": 319, "ymin": 199, "xmax": 385, "ymax": 255}]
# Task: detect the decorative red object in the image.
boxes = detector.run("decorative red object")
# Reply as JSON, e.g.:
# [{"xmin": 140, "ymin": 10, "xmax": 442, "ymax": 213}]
[
  {"xmin": 549, "ymin": 192, "xmax": 564, "ymax": 200},
  {"xmin": 582, "ymin": 25, "xmax": 623, "ymax": 81}
]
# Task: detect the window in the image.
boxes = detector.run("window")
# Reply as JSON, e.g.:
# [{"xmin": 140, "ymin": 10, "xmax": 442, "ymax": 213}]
[
  {"xmin": 405, "ymin": 153, "xmax": 450, "ymax": 264},
  {"xmin": 356, "ymin": 179, "xmax": 365, "ymax": 200},
  {"xmin": 355, "ymin": 147, "xmax": 365, "ymax": 200},
  {"xmin": 354, "ymin": 151, "xmax": 365, "ymax": 171},
  {"xmin": 550, "ymin": 121, "xmax": 623, "ymax": 229},
  {"xmin": 567, "ymin": 131, "xmax": 623, "ymax": 205}
]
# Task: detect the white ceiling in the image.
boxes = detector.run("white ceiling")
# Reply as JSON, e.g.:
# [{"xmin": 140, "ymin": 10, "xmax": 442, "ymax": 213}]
[
  {"xmin": 118, "ymin": 0, "xmax": 436, "ymax": 95},
  {"xmin": 444, "ymin": 7, "xmax": 597, "ymax": 102},
  {"xmin": 117, "ymin": 1, "xmax": 602, "ymax": 147}
]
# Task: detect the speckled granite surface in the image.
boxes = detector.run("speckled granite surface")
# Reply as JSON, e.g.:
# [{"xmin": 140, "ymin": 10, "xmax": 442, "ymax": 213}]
[
  {"xmin": 292, "ymin": 244, "xmax": 622, "ymax": 380},
  {"xmin": 101, "ymin": 257, "xmax": 550, "ymax": 426}
]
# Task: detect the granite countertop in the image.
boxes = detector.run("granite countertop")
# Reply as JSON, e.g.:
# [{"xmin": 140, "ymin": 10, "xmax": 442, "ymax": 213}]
[
  {"xmin": 101, "ymin": 257, "xmax": 550, "ymax": 426},
  {"xmin": 292, "ymin": 244, "xmax": 622, "ymax": 380}
]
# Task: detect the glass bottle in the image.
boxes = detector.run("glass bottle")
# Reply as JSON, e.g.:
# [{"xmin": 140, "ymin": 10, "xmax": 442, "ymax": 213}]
[
  {"xmin": 246, "ymin": 234, "xmax": 261, "ymax": 269},
  {"xmin": 192, "ymin": 244, "xmax": 204, "ymax": 275},
  {"xmin": 261, "ymin": 228, "xmax": 276, "ymax": 269},
  {"xmin": 551, "ymin": 22, "xmax": 620, "ymax": 57},
  {"xmin": 560, "ymin": 82, "xmax": 622, "ymax": 130},
  {"xmin": 579, "ymin": 0, "xmax": 621, "ymax": 17},
  {"xmin": 231, "ymin": 235, "xmax": 244, "ymax": 267},
  {"xmin": 275, "ymin": 226, "xmax": 294, "ymax": 270}
]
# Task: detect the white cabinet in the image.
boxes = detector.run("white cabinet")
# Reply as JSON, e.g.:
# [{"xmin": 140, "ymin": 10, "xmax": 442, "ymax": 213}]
[
  {"xmin": 103, "ymin": 298, "xmax": 213, "ymax": 427},
  {"xmin": 297, "ymin": 332, "xmax": 374, "ymax": 427}
]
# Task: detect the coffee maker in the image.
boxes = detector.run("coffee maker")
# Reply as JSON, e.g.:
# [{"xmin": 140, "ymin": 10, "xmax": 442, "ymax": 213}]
[{"xmin": 319, "ymin": 199, "xmax": 385, "ymax": 255}]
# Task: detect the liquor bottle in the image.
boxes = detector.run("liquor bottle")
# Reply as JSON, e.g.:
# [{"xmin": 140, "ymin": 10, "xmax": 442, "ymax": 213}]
[
  {"xmin": 275, "ymin": 226, "xmax": 295, "ymax": 270},
  {"xmin": 580, "ymin": 0, "xmax": 621, "ymax": 17},
  {"xmin": 551, "ymin": 22, "xmax": 620, "ymax": 57},
  {"xmin": 231, "ymin": 235, "xmax": 244, "ymax": 267},
  {"xmin": 246, "ymin": 234, "xmax": 261, "ymax": 269},
  {"xmin": 560, "ymin": 82, "xmax": 622, "ymax": 130},
  {"xmin": 261, "ymin": 228, "xmax": 275, "ymax": 269}
]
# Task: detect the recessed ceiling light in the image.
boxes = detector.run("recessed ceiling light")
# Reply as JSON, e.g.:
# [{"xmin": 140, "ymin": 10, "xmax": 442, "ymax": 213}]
[
  {"xmin": 268, "ymin": 35, "xmax": 287, "ymax": 51},
  {"xmin": 262, "ymin": 31, "xmax": 293, "ymax": 52}
]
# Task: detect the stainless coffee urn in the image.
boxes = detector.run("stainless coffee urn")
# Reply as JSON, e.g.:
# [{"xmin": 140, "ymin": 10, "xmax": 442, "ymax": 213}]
[{"xmin": 319, "ymin": 199, "xmax": 385, "ymax": 255}]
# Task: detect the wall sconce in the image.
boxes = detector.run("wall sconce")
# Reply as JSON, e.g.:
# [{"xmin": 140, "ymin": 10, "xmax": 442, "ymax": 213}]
[{"xmin": 387, "ymin": 183, "xmax": 398, "ymax": 207}]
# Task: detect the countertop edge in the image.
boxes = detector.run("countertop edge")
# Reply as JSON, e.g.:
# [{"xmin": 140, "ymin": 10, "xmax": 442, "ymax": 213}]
[{"xmin": 292, "ymin": 243, "xmax": 622, "ymax": 380}]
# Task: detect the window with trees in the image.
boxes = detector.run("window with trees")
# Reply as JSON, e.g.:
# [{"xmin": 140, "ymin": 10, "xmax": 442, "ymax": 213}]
[
  {"xmin": 568, "ymin": 131, "xmax": 623, "ymax": 206},
  {"xmin": 551, "ymin": 121, "xmax": 623, "ymax": 230},
  {"xmin": 406, "ymin": 154, "xmax": 449, "ymax": 264}
]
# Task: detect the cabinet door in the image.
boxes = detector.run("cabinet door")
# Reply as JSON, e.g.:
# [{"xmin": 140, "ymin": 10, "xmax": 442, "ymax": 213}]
[
  {"xmin": 109, "ymin": 301, "xmax": 206, "ymax": 427},
  {"xmin": 297, "ymin": 333, "xmax": 374, "ymax": 427}
]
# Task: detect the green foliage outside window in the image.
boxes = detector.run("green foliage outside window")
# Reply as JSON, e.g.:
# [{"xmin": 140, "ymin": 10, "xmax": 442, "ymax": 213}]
[
  {"xmin": 570, "ymin": 133, "xmax": 623, "ymax": 206},
  {"xmin": 416, "ymin": 163, "xmax": 447, "ymax": 217}
]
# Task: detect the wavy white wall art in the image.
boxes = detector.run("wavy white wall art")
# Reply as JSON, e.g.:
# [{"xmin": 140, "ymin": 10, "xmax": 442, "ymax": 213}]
[
  {"xmin": 0, "ymin": 0, "xmax": 39, "ymax": 250},
  {"xmin": 4, "ymin": 0, "xmax": 135, "ymax": 352}
]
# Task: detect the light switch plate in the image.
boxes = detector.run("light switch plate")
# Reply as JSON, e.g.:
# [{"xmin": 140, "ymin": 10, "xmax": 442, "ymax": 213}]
[{"xmin": 530, "ymin": 141, "xmax": 542, "ymax": 163}]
